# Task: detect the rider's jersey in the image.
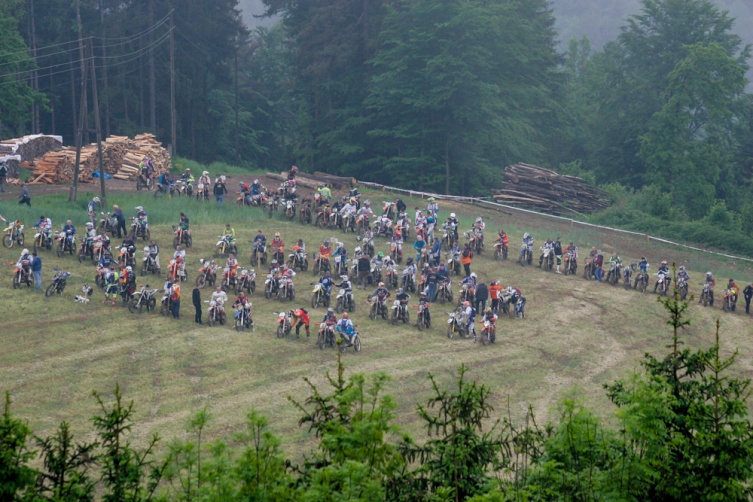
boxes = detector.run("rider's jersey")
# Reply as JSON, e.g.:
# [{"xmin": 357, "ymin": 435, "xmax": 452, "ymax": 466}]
[
  {"xmin": 372, "ymin": 287, "xmax": 390, "ymax": 299},
  {"xmin": 211, "ymin": 291, "xmax": 228, "ymax": 305},
  {"xmin": 337, "ymin": 280, "xmax": 353, "ymax": 292}
]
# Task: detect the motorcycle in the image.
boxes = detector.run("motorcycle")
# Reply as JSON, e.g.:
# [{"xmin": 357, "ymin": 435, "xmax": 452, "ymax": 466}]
[
  {"xmin": 206, "ymin": 299, "xmax": 226, "ymax": 326},
  {"xmin": 539, "ymin": 246, "xmax": 554, "ymax": 272},
  {"xmin": 78, "ymin": 237, "xmax": 95, "ymax": 263},
  {"xmin": 266, "ymin": 195, "xmax": 279, "ymax": 218},
  {"xmin": 275, "ymin": 310, "xmax": 293, "ymax": 338},
  {"xmin": 563, "ymin": 251, "xmax": 577, "ymax": 275},
  {"xmin": 195, "ymin": 182, "xmax": 209, "ymax": 201},
  {"xmin": 328, "ymin": 208, "xmax": 342, "ymax": 230},
  {"xmin": 196, "ymin": 259, "xmax": 217, "ymax": 288},
  {"xmin": 369, "ymin": 294, "xmax": 389, "ymax": 320},
  {"xmin": 33, "ymin": 229, "xmax": 53, "ymax": 252},
  {"xmin": 45, "ymin": 268, "xmax": 71, "ymax": 297},
  {"xmin": 654, "ymin": 272, "xmax": 671, "ymax": 296},
  {"xmin": 136, "ymin": 173, "xmax": 153, "ymax": 191},
  {"xmin": 677, "ymin": 278, "xmax": 689, "ymax": 301},
  {"xmin": 117, "ymin": 244, "xmax": 136, "ymax": 268},
  {"xmin": 437, "ymin": 280, "xmax": 453, "ymax": 304},
  {"xmin": 172, "ymin": 226, "xmax": 192, "ymax": 249},
  {"xmin": 335, "ymin": 288, "xmax": 355, "ymax": 313},
  {"xmin": 128, "ymin": 285, "xmax": 158, "ymax": 314},
  {"xmin": 384, "ymin": 265, "xmax": 399, "ymax": 290},
  {"xmin": 270, "ymin": 245, "xmax": 285, "ymax": 264},
  {"xmin": 175, "ymin": 179, "xmax": 193, "ymax": 196},
  {"xmin": 130, "ymin": 217, "xmax": 150, "ymax": 241},
  {"xmin": 288, "ymin": 250, "xmax": 309, "ymax": 271},
  {"xmin": 341, "ymin": 211, "xmax": 356, "ymax": 233},
  {"xmin": 277, "ymin": 276, "xmax": 295, "ymax": 302},
  {"xmin": 623, "ymin": 264, "xmax": 635, "ymax": 290},
  {"xmin": 361, "ymin": 234, "xmax": 375, "ymax": 258},
  {"xmin": 215, "ymin": 234, "xmax": 237, "ymax": 258},
  {"xmin": 235, "ymin": 269, "xmax": 256, "ymax": 295},
  {"xmin": 315, "ymin": 204, "xmax": 332, "ymax": 228},
  {"xmin": 264, "ymin": 274, "xmax": 279, "ymax": 299},
  {"xmin": 583, "ymin": 257, "xmax": 595, "ymax": 280},
  {"xmin": 250, "ymin": 244, "xmax": 267, "ymax": 267},
  {"xmin": 700, "ymin": 283, "xmax": 714, "ymax": 307},
  {"xmin": 313, "ymin": 255, "xmax": 331, "ymax": 276},
  {"xmin": 142, "ymin": 247, "xmax": 161, "ymax": 276},
  {"xmin": 519, "ymin": 242, "xmax": 533, "ymax": 267},
  {"xmin": 12, "ymin": 258, "xmax": 32, "ymax": 289},
  {"xmin": 481, "ymin": 320, "xmax": 496, "ymax": 346},
  {"xmin": 446, "ymin": 310, "xmax": 468, "ymax": 339},
  {"xmin": 416, "ymin": 302, "xmax": 431, "ymax": 330},
  {"xmin": 56, "ymin": 230, "xmax": 76, "ymax": 258},
  {"xmin": 606, "ymin": 262, "xmax": 622, "ymax": 285},
  {"xmin": 299, "ymin": 199, "xmax": 312, "ymax": 225},
  {"xmin": 459, "ymin": 283, "xmax": 475, "ymax": 306},
  {"xmin": 99, "ymin": 212, "xmax": 118, "ymax": 237},
  {"xmin": 284, "ymin": 199, "xmax": 296, "ymax": 220},
  {"xmin": 317, "ymin": 323, "xmax": 337, "ymax": 350},
  {"xmin": 337, "ymin": 326, "xmax": 361, "ymax": 353},
  {"xmin": 3, "ymin": 220, "xmax": 24, "ymax": 249},
  {"xmin": 401, "ymin": 269, "xmax": 416, "ymax": 293},
  {"xmin": 448, "ymin": 250, "xmax": 461, "ymax": 275},
  {"xmin": 311, "ymin": 282, "xmax": 330, "ymax": 308},
  {"xmin": 222, "ymin": 266, "xmax": 239, "ymax": 291},
  {"xmin": 390, "ymin": 240, "xmax": 403, "ymax": 264},
  {"xmin": 633, "ymin": 268, "xmax": 649, "ymax": 292},
  {"xmin": 494, "ymin": 240, "xmax": 508, "ymax": 261},
  {"xmin": 722, "ymin": 289, "xmax": 737, "ymax": 313},
  {"xmin": 160, "ymin": 292, "xmax": 172, "ymax": 316},
  {"xmin": 234, "ymin": 304, "xmax": 254, "ymax": 332},
  {"xmin": 391, "ymin": 297, "xmax": 410, "ymax": 324}
]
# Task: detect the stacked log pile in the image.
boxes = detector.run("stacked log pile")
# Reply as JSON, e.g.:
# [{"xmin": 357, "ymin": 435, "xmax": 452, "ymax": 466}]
[
  {"xmin": 0, "ymin": 134, "xmax": 62, "ymax": 178},
  {"xmin": 266, "ymin": 171, "xmax": 356, "ymax": 191},
  {"xmin": 22, "ymin": 133, "xmax": 171, "ymax": 184},
  {"xmin": 494, "ymin": 163, "xmax": 610, "ymax": 216}
]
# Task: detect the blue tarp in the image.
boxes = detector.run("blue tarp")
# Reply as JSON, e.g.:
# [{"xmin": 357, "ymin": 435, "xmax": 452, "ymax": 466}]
[{"xmin": 91, "ymin": 171, "xmax": 112, "ymax": 180}]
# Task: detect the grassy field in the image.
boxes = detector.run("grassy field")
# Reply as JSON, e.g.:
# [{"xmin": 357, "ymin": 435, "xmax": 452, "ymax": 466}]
[{"xmin": 1, "ymin": 188, "xmax": 752, "ymax": 460}]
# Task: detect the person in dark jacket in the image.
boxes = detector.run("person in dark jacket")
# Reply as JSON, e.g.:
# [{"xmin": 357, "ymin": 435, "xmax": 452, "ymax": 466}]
[
  {"xmin": 18, "ymin": 183, "xmax": 30, "ymax": 206},
  {"xmin": 553, "ymin": 237, "xmax": 563, "ymax": 274},
  {"xmin": 193, "ymin": 286, "xmax": 202, "ymax": 324},
  {"xmin": 31, "ymin": 252, "xmax": 42, "ymax": 290},
  {"xmin": 425, "ymin": 267, "xmax": 438, "ymax": 302},
  {"xmin": 113, "ymin": 205, "xmax": 126, "ymax": 238},
  {"xmin": 744, "ymin": 283, "xmax": 753, "ymax": 314},
  {"xmin": 475, "ymin": 281, "xmax": 489, "ymax": 314},
  {"xmin": 213, "ymin": 176, "xmax": 227, "ymax": 205},
  {"xmin": 357, "ymin": 253, "xmax": 371, "ymax": 288},
  {"xmin": 395, "ymin": 198, "xmax": 406, "ymax": 214},
  {"xmin": 0, "ymin": 161, "xmax": 8, "ymax": 192}
]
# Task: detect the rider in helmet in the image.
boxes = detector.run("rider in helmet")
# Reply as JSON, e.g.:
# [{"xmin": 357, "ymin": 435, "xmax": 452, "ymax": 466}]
[
  {"xmin": 319, "ymin": 270, "xmax": 334, "ymax": 298},
  {"xmin": 677, "ymin": 265, "xmax": 689, "ymax": 283},
  {"xmin": 250, "ymin": 179, "xmax": 261, "ymax": 195}
]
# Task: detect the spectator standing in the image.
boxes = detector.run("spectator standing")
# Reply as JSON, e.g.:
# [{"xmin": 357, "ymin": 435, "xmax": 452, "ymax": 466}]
[
  {"xmin": 171, "ymin": 283, "xmax": 181, "ymax": 318},
  {"xmin": 744, "ymin": 283, "xmax": 753, "ymax": 314},
  {"xmin": 594, "ymin": 250, "xmax": 604, "ymax": 282},
  {"xmin": 475, "ymin": 280, "xmax": 488, "ymax": 314},
  {"xmin": 426, "ymin": 266, "xmax": 438, "ymax": 302},
  {"xmin": 213, "ymin": 176, "xmax": 227, "ymax": 205},
  {"xmin": 489, "ymin": 280, "xmax": 504, "ymax": 312},
  {"xmin": 462, "ymin": 243, "xmax": 473, "ymax": 277},
  {"xmin": 31, "ymin": 252, "xmax": 42, "ymax": 291},
  {"xmin": 113, "ymin": 205, "xmax": 126, "ymax": 238},
  {"xmin": 0, "ymin": 161, "xmax": 8, "ymax": 192},
  {"xmin": 18, "ymin": 183, "xmax": 30, "ymax": 206},
  {"xmin": 193, "ymin": 286, "xmax": 202, "ymax": 324}
]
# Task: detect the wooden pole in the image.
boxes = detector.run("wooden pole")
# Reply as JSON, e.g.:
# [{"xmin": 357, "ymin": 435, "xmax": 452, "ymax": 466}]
[
  {"xmin": 88, "ymin": 38, "xmax": 107, "ymax": 207},
  {"xmin": 169, "ymin": 10, "xmax": 177, "ymax": 156},
  {"xmin": 75, "ymin": 0, "xmax": 89, "ymax": 144},
  {"xmin": 69, "ymin": 36, "xmax": 89, "ymax": 202}
]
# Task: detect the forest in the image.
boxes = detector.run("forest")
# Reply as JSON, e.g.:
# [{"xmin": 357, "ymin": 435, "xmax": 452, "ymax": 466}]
[{"xmin": 1, "ymin": 0, "xmax": 753, "ymax": 242}]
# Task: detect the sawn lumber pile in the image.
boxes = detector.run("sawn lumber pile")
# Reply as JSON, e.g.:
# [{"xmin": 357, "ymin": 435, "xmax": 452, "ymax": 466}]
[
  {"xmin": 494, "ymin": 163, "xmax": 610, "ymax": 216},
  {"xmin": 23, "ymin": 133, "xmax": 171, "ymax": 184}
]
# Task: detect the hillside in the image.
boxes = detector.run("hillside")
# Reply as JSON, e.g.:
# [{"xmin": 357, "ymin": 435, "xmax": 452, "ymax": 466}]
[{"xmin": 1, "ymin": 188, "xmax": 751, "ymax": 459}]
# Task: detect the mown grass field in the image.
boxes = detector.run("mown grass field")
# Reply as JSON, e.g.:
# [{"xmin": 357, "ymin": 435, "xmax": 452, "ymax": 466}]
[{"xmin": 1, "ymin": 187, "xmax": 752, "ymax": 459}]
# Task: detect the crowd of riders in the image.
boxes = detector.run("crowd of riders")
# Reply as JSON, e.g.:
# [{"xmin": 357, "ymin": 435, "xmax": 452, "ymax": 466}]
[{"xmin": 5, "ymin": 163, "xmax": 751, "ymax": 346}]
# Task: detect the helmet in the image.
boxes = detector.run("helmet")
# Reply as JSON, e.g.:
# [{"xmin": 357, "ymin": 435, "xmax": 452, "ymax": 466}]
[
  {"xmin": 93, "ymin": 197, "xmax": 100, "ymax": 203},
  {"xmin": 428, "ymin": 197, "xmax": 435, "ymax": 202},
  {"xmin": 641, "ymin": 256, "xmax": 646, "ymax": 261},
  {"xmin": 706, "ymin": 271, "xmax": 712, "ymax": 276},
  {"xmin": 275, "ymin": 232, "xmax": 280, "ymax": 237},
  {"xmin": 420, "ymin": 292, "xmax": 427, "ymax": 298},
  {"xmin": 463, "ymin": 301, "xmax": 470, "ymax": 307},
  {"xmin": 450, "ymin": 213, "xmax": 456, "ymax": 218},
  {"xmin": 378, "ymin": 282, "xmax": 384, "ymax": 287},
  {"xmin": 729, "ymin": 278, "xmax": 734, "ymax": 283},
  {"xmin": 202, "ymin": 171, "xmax": 209, "ymax": 176},
  {"xmin": 185, "ymin": 168, "xmax": 190, "ymax": 171},
  {"xmin": 350, "ymin": 198, "xmax": 356, "ymax": 203},
  {"xmin": 523, "ymin": 232, "xmax": 530, "ymax": 239},
  {"xmin": 342, "ymin": 312, "xmax": 349, "ymax": 319},
  {"xmin": 144, "ymin": 246, "xmax": 150, "ymax": 252},
  {"xmin": 406, "ymin": 257, "xmax": 413, "ymax": 264},
  {"xmin": 22, "ymin": 248, "xmax": 28, "ymax": 254},
  {"xmin": 220, "ymin": 175, "xmax": 226, "ymax": 181},
  {"xmin": 471, "ymin": 273, "xmax": 477, "ymax": 279},
  {"xmin": 378, "ymin": 252, "xmax": 384, "ymax": 258},
  {"xmin": 86, "ymin": 222, "xmax": 93, "ymax": 229},
  {"xmin": 397, "ymin": 288, "xmax": 404, "ymax": 294},
  {"xmin": 135, "ymin": 206, "xmax": 143, "ymax": 211},
  {"xmin": 661, "ymin": 260, "xmax": 667, "ymax": 266},
  {"xmin": 475, "ymin": 217, "xmax": 482, "ymax": 223},
  {"xmin": 271, "ymin": 260, "xmax": 277, "ymax": 265},
  {"xmin": 253, "ymin": 179, "xmax": 259, "ymax": 184},
  {"xmin": 327, "ymin": 307, "xmax": 334, "ymax": 313},
  {"xmin": 485, "ymin": 308, "xmax": 492, "ymax": 314},
  {"xmin": 354, "ymin": 246, "xmax": 361, "ymax": 253},
  {"xmin": 324, "ymin": 239, "xmax": 329, "ymax": 244},
  {"xmin": 342, "ymin": 275, "xmax": 349, "ymax": 281},
  {"xmin": 679, "ymin": 266, "xmax": 685, "ymax": 272},
  {"xmin": 126, "ymin": 266, "xmax": 132, "ymax": 272}
]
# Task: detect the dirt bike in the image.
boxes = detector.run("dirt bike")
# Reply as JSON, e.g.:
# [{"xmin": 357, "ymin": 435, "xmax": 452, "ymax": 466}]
[
  {"xmin": 700, "ymin": 283, "xmax": 714, "ymax": 307},
  {"xmin": 583, "ymin": 258, "xmax": 595, "ymax": 280},
  {"xmin": 175, "ymin": 179, "xmax": 193, "ymax": 196},
  {"xmin": 519, "ymin": 243, "xmax": 533, "ymax": 267},
  {"xmin": 677, "ymin": 278, "xmax": 689, "ymax": 301},
  {"xmin": 99, "ymin": 212, "xmax": 118, "ymax": 237},
  {"xmin": 606, "ymin": 262, "xmax": 622, "ymax": 285},
  {"xmin": 335, "ymin": 288, "xmax": 356, "ymax": 313},
  {"xmin": 337, "ymin": 327, "xmax": 361, "ymax": 353},
  {"xmin": 623, "ymin": 264, "xmax": 634, "ymax": 290},
  {"xmin": 119, "ymin": 279, "xmax": 136, "ymax": 306},
  {"xmin": 333, "ymin": 255, "xmax": 348, "ymax": 277},
  {"xmin": 250, "ymin": 244, "xmax": 268, "ymax": 267},
  {"xmin": 264, "ymin": 274, "xmax": 278, "ymax": 299},
  {"xmin": 328, "ymin": 208, "xmax": 342, "ymax": 230},
  {"xmin": 311, "ymin": 282, "xmax": 330, "ymax": 308},
  {"xmin": 275, "ymin": 310, "xmax": 293, "ymax": 338},
  {"xmin": 56, "ymin": 230, "xmax": 76, "ymax": 258},
  {"xmin": 317, "ymin": 323, "xmax": 337, "ymax": 350},
  {"xmin": 12, "ymin": 260, "xmax": 32, "ymax": 289},
  {"xmin": 235, "ymin": 269, "xmax": 256, "ymax": 295},
  {"xmin": 128, "ymin": 285, "xmax": 158, "ymax": 314},
  {"xmin": 33, "ymin": 229, "xmax": 53, "ymax": 253},
  {"xmin": 391, "ymin": 297, "xmax": 410, "ymax": 324},
  {"xmin": 494, "ymin": 241, "xmax": 508, "ymax": 261},
  {"xmin": 94, "ymin": 265, "xmax": 108, "ymax": 289},
  {"xmin": 277, "ymin": 276, "xmax": 295, "ymax": 302},
  {"xmin": 313, "ymin": 255, "xmax": 331, "ymax": 276},
  {"xmin": 215, "ymin": 235, "xmax": 237, "ymax": 258},
  {"xmin": 196, "ymin": 260, "xmax": 217, "ymax": 288},
  {"xmin": 654, "ymin": 272, "xmax": 671, "ymax": 296},
  {"xmin": 172, "ymin": 226, "xmax": 192, "ymax": 249},
  {"xmin": 369, "ymin": 295, "xmax": 389, "ymax": 320},
  {"xmin": 234, "ymin": 305, "xmax": 254, "ymax": 332},
  {"xmin": 539, "ymin": 246, "xmax": 554, "ymax": 272},
  {"xmin": 390, "ymin": 241, "xmax": 403, "ymax": 264},
  {"xmin": 136, "ymin": 173, "xmax": 153, "ymax": 191},
  {"xmin": 206, "ymin": 299, "xmax": 227, "ymax": 326},
  {"xmin": 481, "ymin": 320, "xmax": 496, "ymax": 346},
  {"xmin": 130, "ymin": 217, "xmax": 150, "ymax": 241},
  {"xmin": 160, "ymin": 293, "xmax": 173, "ymax": 316},
  {"xmin": 401, "ymin": 271, "xmax": 416, "ymax": 293},
  {"xmin": 78, "ymin": 238, "xmax": 95, "ymax": 263},
  {"xmin": 117, "ymin": 244, "xmax": 136, "ymax": 268},
  {"xmin": 45, "ymin": 268, "xmax": 71, "ymax": 296},
  {"xmin": 270, "ymin": 245, "xmax": 285, "ymax": 264},
  {"xmin": 563, "ymin": 252, "xmax": 577, "ymax": 275},
  {"xmin": 284, "ymin": 199, "xmax": 296, "ymax": 221},
  {"xmin": 446, "ymin": 310, "xmax": 468, "ymax": 339},
  {"xmin": 266, "ymin": 195, "xmax": 279, "ymax": 218},
  {"xmin": 361, "ymin": 235, "xmax": 375, "ymax": 257},
  {"xmin": 722, "ymin": 289, "xmax": 737, "ymax": 313},
  {"xmin": 384, "ymin": 266, "xmax": 399, "ymax": 290},
  {"xmin": 315, "ymin": 205, "xmax": 332, "ymax": 228},
  {"xmin": 358, "ymin": 214, "xmax": 373, "ymax": 236},
  {"xmin": 3, "ymin": 220, "xmax": 24, "ymax": 249},
  {"xmin": 437, "ymin": 280, "xmax": 453, "ymax": 304},
  {"xmin": 288, "ymin": 250, "xmax": 309, "ymax": 271},
  {"xmin": 195, "ymin": 182, "xmax": 209, "ymax": 201},
  {"xmin": 459, "ymin": 283, "xmax": 475, "ymax": 306},
  {"xmin": 634, "ymin": 268, "xmax": 649, "ymax": 292},
  {"xmin": 341, "ymin": 211, "xmax": 356, "ymax": 233},
  {"xmin": 222, "ymin": 266, "xmax": 239, "ymax": 292},
  {"xmin": 299, "ymin": 200, "xmax": 312, "ymax": 225},
  {"xmin": 416, "ymin": 302, "xmax": 431, "ymax": 330},
  {"xmin": 141, "ymin": 247, "xmax": 161, "ymax": 276}
]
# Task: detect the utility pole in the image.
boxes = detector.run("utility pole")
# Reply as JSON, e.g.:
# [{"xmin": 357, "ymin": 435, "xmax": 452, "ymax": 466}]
[
  {"xmin": 170, "ymin": 10, "xmax": 177, "ymax": 156},
  {"xmin": 148, "ymin": 0, "xmax": 156, "ymax": 134},
  {"xmin": 88, "ymin": 38, "xmax": 107, "ymax": 207},
  {"xmin": 75, "ymin": 0, "xmax": 89, "ymax": 144},
  {"xmin": 234, "ymin": 44, "xmax": 239, "ymax": 160},
  {"xmin": 69, "ymin": 39, "xmax": 89, "ymax": 202},
  {"xmin": 29, "ymin": 0, "xmax": 39, "ymax": 133}
]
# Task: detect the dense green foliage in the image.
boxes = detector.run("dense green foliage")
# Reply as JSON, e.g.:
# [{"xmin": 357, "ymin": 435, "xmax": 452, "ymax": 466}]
[{"xmin": 2, "ymin": 290, "xmax": 753, "ymax": 500}]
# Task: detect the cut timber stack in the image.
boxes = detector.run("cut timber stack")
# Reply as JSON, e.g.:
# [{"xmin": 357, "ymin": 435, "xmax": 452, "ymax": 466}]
[
  {"xmin": 494, "ymin": 163, "xmax": 610, "ymax": 216},
  {"xmin": 23, "ymin": 133, "xmax": 171, "ymax": 184},
  {"xmin": 0, "ymin": 134, "xmax": 62, "ymax": 178},
  {"xmin": 267, "ymin": 171, "xmax": 356, "ymax": 191}
]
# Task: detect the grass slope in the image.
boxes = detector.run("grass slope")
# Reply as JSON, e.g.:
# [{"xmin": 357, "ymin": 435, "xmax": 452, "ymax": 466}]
[{"xmin": 0, "ymin": 190, "xmax": 751, "ymax": 458}]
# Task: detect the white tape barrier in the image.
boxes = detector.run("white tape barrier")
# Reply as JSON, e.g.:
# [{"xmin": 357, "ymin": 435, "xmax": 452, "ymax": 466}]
[{"xmin": 358, "ymin": 181, "xmax": 753, "ymax": 263}]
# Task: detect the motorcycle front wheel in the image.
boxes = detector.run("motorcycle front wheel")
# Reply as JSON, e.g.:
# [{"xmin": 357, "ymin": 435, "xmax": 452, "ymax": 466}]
[{"xmin": 44, "ymin": 282, "xmax": 57, "ymax": 297}]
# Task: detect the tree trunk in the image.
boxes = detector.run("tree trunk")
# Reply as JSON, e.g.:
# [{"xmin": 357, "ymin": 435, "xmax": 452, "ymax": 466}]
[
  {"xmin": 148, "ymin": 0, "xmax": 157, "ymax": 134},
  {"xmin": 100, "ymin": 0, "xmax": 110, "ymax": 136},
  {"xmin": 445, "ymin": 134, "xmax": 450, "ymax": 195},
  {"xmin": 69, "ymin": 53, "xmax": 77, "ymax": 142}
]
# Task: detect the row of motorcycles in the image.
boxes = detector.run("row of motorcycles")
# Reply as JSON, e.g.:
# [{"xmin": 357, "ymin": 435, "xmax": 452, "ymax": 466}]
[{"xmin": 274, "ymin": 310, "xmax": 361, "ymax": 353}]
